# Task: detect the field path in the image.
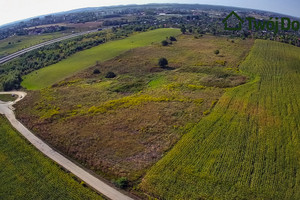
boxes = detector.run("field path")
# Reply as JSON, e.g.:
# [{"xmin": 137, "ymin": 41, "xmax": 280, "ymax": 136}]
[{"xmin": 0, "ymin": 91, "xmax": 134, "ymax": 200}]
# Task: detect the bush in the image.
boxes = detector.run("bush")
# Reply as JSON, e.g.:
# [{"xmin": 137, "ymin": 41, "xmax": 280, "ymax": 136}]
[
  {"xmin": 161, "ymin": 40, "xmax": 169, "ymax": 46},
  {"xmin": 214, "ymin": 50, "xmax": 220, "ymax": 55},
  {"xmin": 105, "ymin": 72, "xmax": 116, "ymax": 78},
  {"xmin": 93, "ymin": 69, "xmax": 101, "ymax": 74},
  {"xmin": 114, "ymin": 177, "xmax": 128, "ymax": 189},
  {"xmin": 169, "ymin": 36, "xmax": 177, "ymax": 41},
  {"xmin": 158, "ymin": 58, "xmax": 168, "ymax": 68}
]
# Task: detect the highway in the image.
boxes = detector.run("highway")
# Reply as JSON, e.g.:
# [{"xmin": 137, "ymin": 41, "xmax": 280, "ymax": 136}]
[{"xmin": 0, "ymin": 29, "xmax": 102, "ymax": 65}]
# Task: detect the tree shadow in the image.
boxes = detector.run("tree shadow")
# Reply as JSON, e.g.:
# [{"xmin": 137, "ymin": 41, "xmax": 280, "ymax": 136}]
[{"xmin": 162, "ymin": 66, "xmax": 175, "ymax": 70}]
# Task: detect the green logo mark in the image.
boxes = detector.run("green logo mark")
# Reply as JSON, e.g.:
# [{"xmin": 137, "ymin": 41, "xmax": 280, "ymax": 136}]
[
  {"xmin": 223, "ymin": 11, "xmax": 300, "ymax": 34},
  {"xmin": 222, "ymin": 11, "xmax": 244, "ymax": 31}
]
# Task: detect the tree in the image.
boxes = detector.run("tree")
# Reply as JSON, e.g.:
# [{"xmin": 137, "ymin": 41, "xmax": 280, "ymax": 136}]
[
  {"xmin": 2, "ymin": 72, "xmax": 22, "ymax": 91},
  {"xmin": 112, "ymin": 27, "xmax": 117, "ymax": 33},
  {"xmin": 158, "ymin": 58, "xmax": 168, "ymax": 68},
  {"xmin": 105, "ymin": 71, "xmax": 116, "ymax": 78},
  {"xmin": 214, "ymin": 50, "xmax": 220, "ymax": 55},
  {"xmin": 161, "ymin": 40, "xmax": 169, "ymax": 46},
  {"xmin": 93, "ymin": 69, "xmax": 101, "ymax": 74},
  {"xmin": 180, "ymin": 26, "xmax": 186, "ymax": 34}
]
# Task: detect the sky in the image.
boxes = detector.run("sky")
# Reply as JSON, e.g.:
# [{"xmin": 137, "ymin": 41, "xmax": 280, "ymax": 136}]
[{"xmin": 0, "ymin": 0, "xmax": 299, "ymax": 26}]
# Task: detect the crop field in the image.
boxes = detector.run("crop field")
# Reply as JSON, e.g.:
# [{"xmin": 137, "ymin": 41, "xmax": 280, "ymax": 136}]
[
  {"xmin": 0, "ymin": 32, "xmax": 66, "ymax": 58},
  {"xmin": 21, "ymin": 28, "xmax": 181, "ymax": 90},
  {"xmin": 0, "ymin": 116, "xmax": 103, "ymax": 200},
  {"xmin": 16, "ymin": 34, "xmax": 253, "ymax": 188},
  {"xmin": 140, "ymin": 40, "xmax": 300, "ymax": 199}
]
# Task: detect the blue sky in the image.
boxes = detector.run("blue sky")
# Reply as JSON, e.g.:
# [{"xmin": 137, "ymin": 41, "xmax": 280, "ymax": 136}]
[{"xmin": 0, "ymin": 0, "xmax": 299, "ymax": 26}]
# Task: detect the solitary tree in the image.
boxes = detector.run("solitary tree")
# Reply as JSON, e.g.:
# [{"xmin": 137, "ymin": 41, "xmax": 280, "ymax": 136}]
[
  {"xmin": 180, "ymin": 26, "xmax": 186, "ymax": 34},
  {"xmin": 214, "ymin": 50, "xmax": 220, "ymax": 55},
  {"xmin": 158, "ymin": 58, "xmax": 168, "ymax": 68}
]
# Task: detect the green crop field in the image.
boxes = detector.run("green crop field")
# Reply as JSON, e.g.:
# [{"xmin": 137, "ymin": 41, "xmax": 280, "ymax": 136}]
[
  {"xmin": 141, "ymin": 40, "xmax": 300, "ymax": 199},
  {"xmin": 0, "ymin": 32, "xmax": 66, "ymax": 58},
  {"xmin": 21, "ymin": 28, "xmax": 181, "ymax": 90},
  {"xmin": 0, "ymin": 116, "xmax": 103, "ymax": 200}
]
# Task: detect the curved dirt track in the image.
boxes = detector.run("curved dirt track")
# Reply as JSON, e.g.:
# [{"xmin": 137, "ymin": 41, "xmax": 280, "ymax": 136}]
[{"xmin": 0, "ymin": 91, "xmax": 134, "ymax": 200}]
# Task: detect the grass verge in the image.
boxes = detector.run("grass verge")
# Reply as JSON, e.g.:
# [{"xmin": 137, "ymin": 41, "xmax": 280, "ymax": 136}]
[{"xmin": 0, "ymin": 94, "xmax": 16, "ymax": 102}]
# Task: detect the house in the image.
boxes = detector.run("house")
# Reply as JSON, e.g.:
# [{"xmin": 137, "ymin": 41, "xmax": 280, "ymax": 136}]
[{"xmin": 222, "ymin": 11, "xmax": 244, "ymax": 31}]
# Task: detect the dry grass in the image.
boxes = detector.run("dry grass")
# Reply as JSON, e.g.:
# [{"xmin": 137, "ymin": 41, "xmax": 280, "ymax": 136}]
[{"xmin": 16, "ymin": 35, "xmax": 253, "ymax": 188}]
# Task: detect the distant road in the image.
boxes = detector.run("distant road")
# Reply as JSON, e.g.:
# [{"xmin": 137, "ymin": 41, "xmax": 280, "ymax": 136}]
[
  {"xmin": 0, "ymin": 28, "xmax": 107, "ymax": 65},
  {"xmin": 0, "ymin": 91, "xmax": 134, "ymax": 200}
]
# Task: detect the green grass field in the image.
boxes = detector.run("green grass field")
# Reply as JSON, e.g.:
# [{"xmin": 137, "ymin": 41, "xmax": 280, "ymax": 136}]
[
  {"xmin": 21, "ymin": 28, "xmax": 181, "ymax": 90},
  {"xmin": 0, "ymin": 32, "xmax": 66, "ymax": 58},
  {"xmin": 140, "ymin": 40, "xmax": 300, "ymax": 199},
  {"xmin": 0, "ymin": 116, "xmax": 103, "ymax": 200}
]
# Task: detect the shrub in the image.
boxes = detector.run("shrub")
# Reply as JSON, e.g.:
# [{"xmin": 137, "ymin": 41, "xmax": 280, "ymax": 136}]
[
  {"xmin": 105, "ymin": 72, "xmax": 116, "ymax": 78},
  {"xmin": 158, "ymin": 58, "xmax": 168, "ymax": 68},
  {"xmin": 161, "ymin": 40, "xmax": 169, "ymax": 46},
  {"xmin": 114, "ymin": 177, "xmax": 129, "ymax": 189},
  {"xmin": 93, "ymin": 69, "xmax": 101, "ymax": 74},
  {"xmin": 169, "ymin": 36, "xmax": 177, "ymax": 41},
  {"xmin": 214, "ymin": 50, "xmax": 220, "ymax": 55}
]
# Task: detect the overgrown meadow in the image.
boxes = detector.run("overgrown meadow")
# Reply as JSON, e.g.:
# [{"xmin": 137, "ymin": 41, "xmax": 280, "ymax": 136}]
[{"xmin": 141, "ymin": 40, "xmax": 300, "ymax": 200}]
